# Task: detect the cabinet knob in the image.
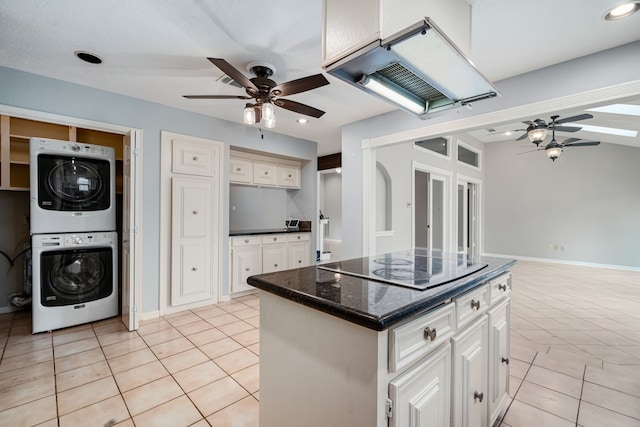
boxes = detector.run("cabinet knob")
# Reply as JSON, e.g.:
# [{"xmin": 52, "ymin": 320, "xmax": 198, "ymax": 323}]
[
  {"xmin": 193, "ymin": 156, "xmax": 198, "ymax": 161},
  {"xmin": 498, "ymin": 283, "xmax": 507, "ymax": 292},
  {"xmin": 274, "ymin": 264, "xmax": 278, "ymax": 267},
  {"xmin": 423, "ymin": 327, "xmax": 437, "ymax": 341},
  {"xmin": 298, "ymin": 260, "xmax": 302, "ymax": 264},
  {"xmin": 236, "ymin": 167, "xmax": 241, "ymax": 172},
  {"xmin": 297, "ymin": 236, "xmax": 301, "ymax": 240},
  {"xmin": 273, "ymin": 237, "xmax": 277, "ymax": 241},
  {"xmin": 192, "ymin": 267, "xmax": 198, "ymax": 271},
  {"xmin": 245, "ymin": 268, "xmax": 250, "ymax": 272},
  {"xmin": 470, "ymin": 299, "xmax": 480, "ymax": 310},
  {"xmin": 501, "ymin": 357, "xmax": 510, "ymax": 365},
  {"xmin": 264, "ymin": 171, "xmax": 268, "ymax": 175},
  {"xmin": 245, "ymin": 239, "xmax": 249, "ymax": 243},
  {"xmin": 473, "ymin": 391, "xmax": 484, "ymax": 403},
  {"xmin": 288, "ymin": 174, "xmax": 292, "ymax": 178},
  {"xmin": 193, "ymin": 210, "xmax": 198, "ymax": 215}
]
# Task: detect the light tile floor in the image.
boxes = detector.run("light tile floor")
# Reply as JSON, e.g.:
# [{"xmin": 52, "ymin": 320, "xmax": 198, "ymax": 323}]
[{"xmin": 0, "ymin": 260, "xmax": 639, "ymax": 426}]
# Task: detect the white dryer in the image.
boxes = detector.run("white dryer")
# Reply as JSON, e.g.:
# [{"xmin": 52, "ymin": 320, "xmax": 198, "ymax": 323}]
[
  {"xmin": 32, "ymin": 231, "xmax": 118, "ymax": 334},
  {"xmin": 30, "ymin": 137, "xmax": 115, "ymax": 234}
]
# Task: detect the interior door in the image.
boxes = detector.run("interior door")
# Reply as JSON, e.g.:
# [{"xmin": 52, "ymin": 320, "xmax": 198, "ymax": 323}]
[
  {"xmin": 121, "ymin": 131, "xmax": 141, "ymax": 331},
  {"xmin": 415, "ymin": 170, "xmax": 446, "ymax": 252},
  {"xmin": 457, "ymin": 180, "xmax": 479, "ymax": 257}
]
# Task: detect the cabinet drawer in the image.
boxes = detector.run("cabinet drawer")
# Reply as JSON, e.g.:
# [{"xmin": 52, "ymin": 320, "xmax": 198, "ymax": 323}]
[
  {"xmin": 231, "ymin": 236, "xmax": 262, "ymax": 247},
  {"xmin": 253, "ymin": 160, "xmax": 277, "ymax": 185},
  {"xmin": 389, "ymin": 302, "xmax": 456, "ymax": 372},
  {"xmin": 277, "ymin": 164, "xmax": 300, "ymax": 188},
  {"xmin": 172, "ymin": 139, "xmax": 215, "ymax": 176},
  {"xmin": 455, "ymin": 284, "xmax": 490, "ymax": 329},
  {"xmin": 263, "ymin": 234, "xmax": 288, "ymax": 244},
  {"xmin": 287, "ymin": 233, "xmax": 309, "ymax": 242},
  {"xmin": 229, "ymin": 156, "xmax": 253, "ymax": 184},
  {"xmin": 489, "ymin": 273, "xmax": 511, "ymax": 305}
]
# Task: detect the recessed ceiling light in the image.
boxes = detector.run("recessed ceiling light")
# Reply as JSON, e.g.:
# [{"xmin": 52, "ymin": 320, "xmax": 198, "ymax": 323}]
[
  {"xmin": 565, "ymin": 123, "xmax": 638, "ymax": 137},
  {"xmin": 74, "ymin": 51, "xmax": 103, "ymax": 64},
  {"xmin": 504, "ymin": 131, "xmax": 512, "ymax": 136},
  {"xmin": 587, "ymin": 103, "xmax": 640, "ymax": 116},
  {"xmin": 296, "ymin": 118, "xmax": 308, "ymax": 124},
  {"xmin": 603, "ymin": 2, "xmax": 640, "ymax": 20}
]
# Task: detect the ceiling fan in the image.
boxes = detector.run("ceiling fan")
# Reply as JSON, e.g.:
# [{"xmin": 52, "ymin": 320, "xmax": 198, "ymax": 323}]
[
  {"xmin": 520, "ymin": 119, "xmax": 600, "ymax": 161},
  {"xmin": 515, "ymin": 113, "xmax": 594, "ymax": 146},
  {"xmin": 184, "ymin": 58, "xmax": 330, "ymax": 128}
]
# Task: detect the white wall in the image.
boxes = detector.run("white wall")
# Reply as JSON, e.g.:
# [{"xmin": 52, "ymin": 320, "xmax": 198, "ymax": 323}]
[{"xmin": 484, "ymin": 140, "xmax": 640, "ymax": 268}]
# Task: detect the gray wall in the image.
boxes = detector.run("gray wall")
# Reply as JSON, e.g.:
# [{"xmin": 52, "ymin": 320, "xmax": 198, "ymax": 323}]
[
  {"xmin": 319, "ymin": 172, "xmax": 342, "ymax": 239},
  {"xmin": 230, "ymin": 186, "xmax": 290, "ymax": 231},
  {"xmin": 0, "ymin": 66, "xmax": 317, "ymax": 313},
  {"xmin": 485, "ymin": 140, "xmax": 640, "ymax": 268},
  {"xmin": 341, "ymin": 41, "xmax": 640, "ymax": 263}
]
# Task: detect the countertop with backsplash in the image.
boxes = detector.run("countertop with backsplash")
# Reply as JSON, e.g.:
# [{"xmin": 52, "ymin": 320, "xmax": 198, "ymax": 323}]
[{"xmin": 229, "ymin": 220, "xmax": 311, "ymax": 236}]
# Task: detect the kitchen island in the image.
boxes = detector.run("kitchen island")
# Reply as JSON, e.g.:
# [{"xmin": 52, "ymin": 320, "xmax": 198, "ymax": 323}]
[{"xmin": 248, "ymin": 250, "xmax": 515, "ymax": 427}]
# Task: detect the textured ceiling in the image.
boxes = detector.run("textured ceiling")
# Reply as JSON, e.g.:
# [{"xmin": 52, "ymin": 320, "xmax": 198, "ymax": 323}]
[{"xmin": 1, "ymin": 0, "xmax": 639, "ymax": 155}]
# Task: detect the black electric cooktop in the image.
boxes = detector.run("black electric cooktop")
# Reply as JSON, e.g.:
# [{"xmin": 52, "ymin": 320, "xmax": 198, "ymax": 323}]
[{"xmin": 317, "ymin": 251, "xmax": 488, "ymax": 290}]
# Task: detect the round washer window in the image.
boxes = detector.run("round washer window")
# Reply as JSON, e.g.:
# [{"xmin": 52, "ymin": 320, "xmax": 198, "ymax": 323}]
[
  {"xmin": 47, "ymin": 160, "xmax": 103, "ymax": 202},
  {"xmin": 49, "ymin": 253, "xmax": 105, "ymax": 296}
]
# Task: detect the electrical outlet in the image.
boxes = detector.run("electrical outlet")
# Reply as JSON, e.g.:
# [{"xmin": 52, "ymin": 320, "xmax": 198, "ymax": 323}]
[{"xmin": 553, "ymin": 244, "xmax": 560, "ymax": 251}]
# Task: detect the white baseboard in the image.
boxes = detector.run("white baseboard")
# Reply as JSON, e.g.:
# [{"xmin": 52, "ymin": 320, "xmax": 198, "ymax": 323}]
[
  {"xmin": 482, "ymin": 253, "xmax": 640, "ymax": 272},
  {"xmin": 140, "ymin": 310, "xmax": 160, "ymax": 321}
]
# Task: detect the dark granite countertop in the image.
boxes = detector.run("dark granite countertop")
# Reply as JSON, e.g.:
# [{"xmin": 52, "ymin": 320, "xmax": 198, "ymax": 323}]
[
  {"xmin": 247, "ymin": 251, "xmax": 516, "ymax": 331},
  {"xmin": 230, "ymin": 228, "xmax": 312, "ymax": 236}
]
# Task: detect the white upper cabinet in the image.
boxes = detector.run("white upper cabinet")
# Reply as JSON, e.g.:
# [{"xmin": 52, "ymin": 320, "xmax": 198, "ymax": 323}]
[
  {"xmin": 229, "ymin": 149, "xmax": 301, "ymax": 189},
  {"xmin": 172, "ymin": 138, "xmax": 217, "ymax": 177}
]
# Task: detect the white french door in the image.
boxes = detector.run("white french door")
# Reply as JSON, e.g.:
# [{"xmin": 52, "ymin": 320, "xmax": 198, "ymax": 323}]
[{"xmin": 413, "ymin": 163, "xmax": 451, "ymax": 253}]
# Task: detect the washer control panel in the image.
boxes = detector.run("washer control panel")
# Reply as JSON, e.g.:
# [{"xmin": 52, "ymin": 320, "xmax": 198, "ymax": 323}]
[
  {"xmin": 31, "ymin": 137, "xmax": 115, "ymax": 158},
  {"xmin": 63, "ymin": 232, "xmax": 114, "ymax": 247}
]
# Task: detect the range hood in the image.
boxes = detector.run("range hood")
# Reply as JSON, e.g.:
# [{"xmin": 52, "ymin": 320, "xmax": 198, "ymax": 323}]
[{"xmin": 323, "ymin": 18, "xmax": 499, "ymax": 117}]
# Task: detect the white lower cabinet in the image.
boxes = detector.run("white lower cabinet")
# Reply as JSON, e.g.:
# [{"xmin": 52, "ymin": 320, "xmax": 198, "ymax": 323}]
[
  {"xmin": 451, "ymin": 315, "xmax": 488, "ymax": 427},
  {"xmin": 229, "ymin": 233, "xmax": 310, "ymax": 294},
  {"xmin": 230, "ymin": 244, "xmax": 262, "ymax": 294},
  {"xmin": 389, "ymin": 343, "xmax": 451, "ymax": 427},
  {"xmin": 487, "ymin": 298, "xmax": 510, "ymax": 425}
]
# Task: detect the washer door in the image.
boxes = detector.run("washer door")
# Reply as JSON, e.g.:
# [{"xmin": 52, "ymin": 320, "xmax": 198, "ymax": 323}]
[
  {"xmin": 37, "ymin": 154, "xmax": 111, "ymax": 211},
  {"xmin": 40, "ymin": 247, "xmax": 114, "ymax": 306}
]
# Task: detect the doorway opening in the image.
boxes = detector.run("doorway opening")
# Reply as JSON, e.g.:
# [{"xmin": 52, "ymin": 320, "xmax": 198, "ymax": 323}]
[{"xmin": 413, "ymin": 164, "xmax": 450, "ymax": 253}]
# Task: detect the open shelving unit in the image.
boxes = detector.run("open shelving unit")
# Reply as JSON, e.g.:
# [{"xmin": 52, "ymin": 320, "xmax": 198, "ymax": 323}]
[{"xmin": 0, "ymin": 115, "xmax": 124, "ymax": 193}]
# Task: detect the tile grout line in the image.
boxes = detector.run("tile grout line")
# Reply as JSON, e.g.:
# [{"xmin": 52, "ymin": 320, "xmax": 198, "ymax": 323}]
[
  {"xmin": 499, "ymin": 350, "xmax": 540, "ymax": 426},
  {"xmin": 574, "ymin": 364, "xmax": 587, "ymax": 427}
]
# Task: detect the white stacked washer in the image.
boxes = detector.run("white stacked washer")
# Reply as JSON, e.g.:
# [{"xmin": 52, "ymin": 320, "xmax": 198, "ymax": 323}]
[{"xmin": 29, "ymin": 138, "xmax": 118, "ymax": 333}]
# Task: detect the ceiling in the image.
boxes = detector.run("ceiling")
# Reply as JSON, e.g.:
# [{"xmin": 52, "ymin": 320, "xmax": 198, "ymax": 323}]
[{"xmin": 1, "ymin": 0, "xmax": 639, "ymax": 155}]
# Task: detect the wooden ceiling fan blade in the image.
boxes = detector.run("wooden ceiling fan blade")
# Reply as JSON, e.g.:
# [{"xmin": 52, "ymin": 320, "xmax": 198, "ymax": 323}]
[
  {"xmin": 207, "ymin": 58, "xmax": 258, "ymax": 91},
  {"xmin": 554, "ymin": 113, "xmax": 593, "ymax": 124},
  {"xmin": 517, "ymin": 148, "xmax": 543, "ymax": 155},
  {"xmin": 562, "ymin": 138, "xmax": 581, "ymax": 144},
  {"xmin": 183, "ymin": 95, "xmax": 252, "ymax": 99},
  {"xmin": 272, "ymin": 74, "xmax": 330, "ymax": 97},
  {"xmin": 563, "ymin": 141, "xmax": 600, "ymax": 147},
  {"xmin": 553, "ymin": 125, "xmax": 581, "ymax": 132},
  {"xmin": 274, "ymin": 99, "xmax": 326, "ymax": 118}
]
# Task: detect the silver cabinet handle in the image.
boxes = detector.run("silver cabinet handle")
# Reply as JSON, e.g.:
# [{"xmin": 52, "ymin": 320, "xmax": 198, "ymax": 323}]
[
  {"xmin": 264, "ymin": 171, "xmax": 268, "ymax": 175},
  {"xmin": 297, "ymin": 236, "xmax": 301, "ymax": 240},
  {"xmin": 236, "ymin": 167, "xmax": 241, "ymax": 172},
  {"xmin": 501, "ymin": 357, "xmax": 510, "ymax": 365},
  {"xmin": 193, "ymin": 156, "xmax": 198, "ymax": 161},
  {"xmin": 424, "ymin": 327, "xmax": 437, "ymax": 341},
  {"xmin": 498, "ymin": 283, "xmax": 507, "ymax": 292},
  {"xmin": 474, "ymin": 391, "xmax": 484, "ymax": 403},
  {"xmin": 245, "ymin": 267, "xmax": 250, "ymax": 272},
  {"xmin": 245, "ymin": 239, "xmax": 249, "ymax": 243},
  {"xmin": 288, "ymin": 173, "xmax": 292, "ymax": 178},
  {"xmin": 192, "ymin": 267, "xmax": 198, "ymax": 271},
  {"xmin": 273, "ymin": 237, "xmax": 277, "ymax": 241},
  {"xmin": 470, "ymin": 299, "xmax": 480, "ymax": 310},
  {"xmin": 298, "ymin": 260, "xmax": 302, "ymax": 264},
  {"xmin": 274, "ymin": 264, "xmax": 278, "ymax": 267},
  {"xmin": 193, "ymin": 210, "xmax": 198, "ymax": 215}
]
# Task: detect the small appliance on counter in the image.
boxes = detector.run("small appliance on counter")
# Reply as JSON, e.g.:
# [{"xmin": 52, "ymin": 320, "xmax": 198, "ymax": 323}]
[{"xmin": 286, "ymin": 219, "xmax": 299, "ymax": 231}]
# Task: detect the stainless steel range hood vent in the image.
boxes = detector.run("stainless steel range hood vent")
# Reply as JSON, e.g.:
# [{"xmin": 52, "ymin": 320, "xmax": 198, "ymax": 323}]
[{"xmin": 324, "ymin": 18, "xmax": 499, "ymax": 117}]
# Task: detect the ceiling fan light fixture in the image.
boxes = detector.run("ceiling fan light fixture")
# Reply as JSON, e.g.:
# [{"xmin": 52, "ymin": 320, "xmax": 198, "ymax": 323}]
[
  {"xmin": 262, "ymin": 102, "xmax": 275, "ymax": 122},
  {"xmin": 603, "ymin": 2, "xmax": 640, "ymax": 20},
  {"xmin": 546, "ymin": 146, "xmax": 563, "ymax": 161},
  {"xmin": 264, "ymin": 115, "xmax": 276, "ymax": 129},
  {"xmin": 528, "ymin": 127, "xmax": 547, "ymax": 144},
  {"xmin": 243, "ymin": 105, "xmax": 256, "ymax": 125}
]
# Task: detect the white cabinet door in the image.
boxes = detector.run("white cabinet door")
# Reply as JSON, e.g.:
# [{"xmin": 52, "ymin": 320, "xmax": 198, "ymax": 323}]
[
  {"xmin": 171, "ymin": 177, "xmax": 213, "ymax": 305},
  {"xmin": 253, "ymin": 160, "xmax": 277, "ymax": 186},
  {"xmin": 389, "ymin": 343, "xmax": 451, "ymax": 427},
  {"xmin": 487, "ymin": 299, "xmax": 510, "ymax": 426},
  {"xmin": 276, "ymin": 163, "xmax": 300, "ymax": 188},
  {"xmin": 288, "ymin": 241, "xmax": 309, "ymax": 268},
  {"xmin": 263, "ymin": 242, "xmax": 288, "ymax": 273},
  {"xmin": 231, "ymin": 245, "xmax": 262, "ymax": 293},
  {"xmin": 451, "ymin": 315, "xmax": 488, "ymax": 427},
  {"xmin": 172, "ymin": 138, "xmax": 215, "ymax": 177},
  {"xmin": 229, "ymin": 156, "xmax": 253, "ymax": 184}
]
